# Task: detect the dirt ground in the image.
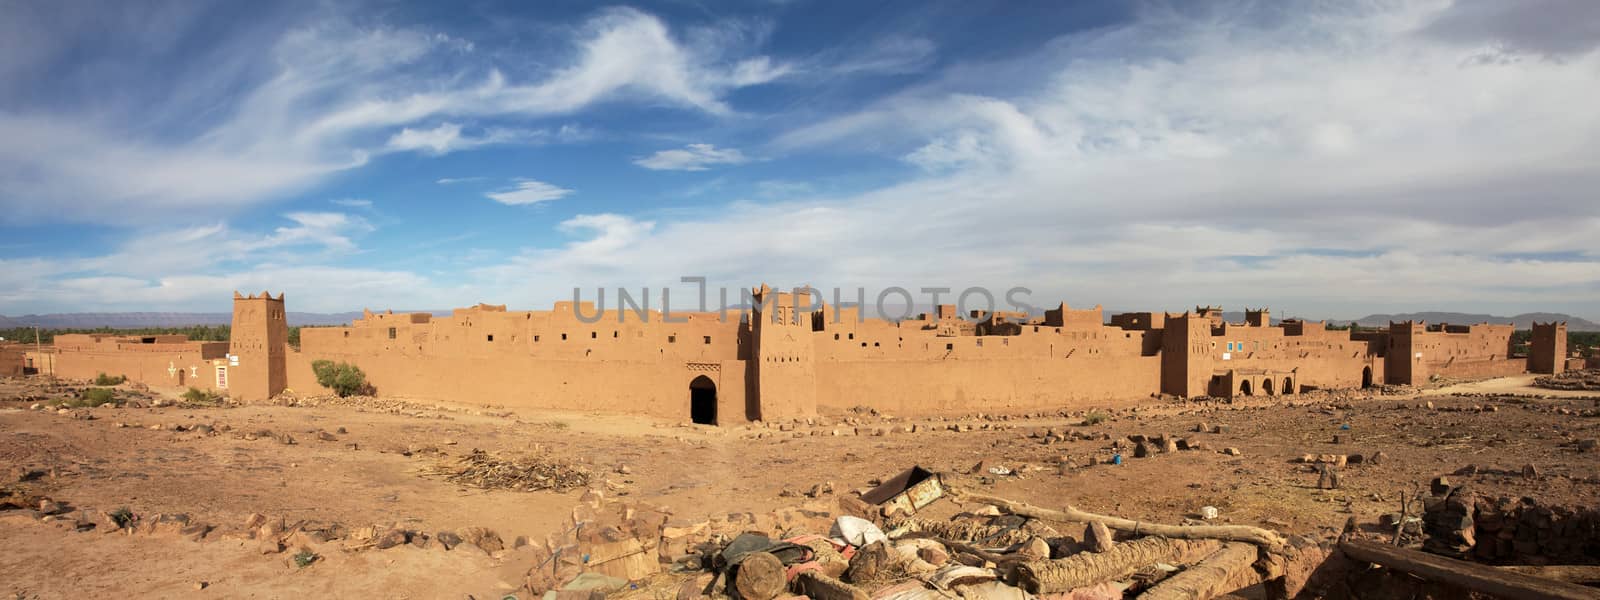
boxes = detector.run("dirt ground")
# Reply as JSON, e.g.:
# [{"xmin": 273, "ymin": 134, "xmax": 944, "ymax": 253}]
[{"xmin": 2, "ymin": 375, "xmax": 1597, "ymax": 599}]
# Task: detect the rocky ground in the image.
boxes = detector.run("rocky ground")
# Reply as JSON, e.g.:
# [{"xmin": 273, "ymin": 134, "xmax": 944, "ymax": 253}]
[{"xmin": 1, "ymin": 374, "xmax": 1597, "ymax": 599}]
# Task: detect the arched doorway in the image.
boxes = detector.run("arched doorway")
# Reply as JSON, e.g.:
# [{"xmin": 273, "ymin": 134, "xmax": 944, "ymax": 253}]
[
  {"xmin": 1361, "ymin": 367, "xmax": 1373, "ymax": 388},
  {"xmin": 1239, "ymin": 379, "xmax": 1253, "ymax": 397},
  {"xmin": 1263, "ymin": 378, "xmax": 1275, "ymax": 396},
  {"xmin": 1283, "ymin": 377, "xmax": 1294, "ymax": 395},
  {"xmin": 690, "ymin": 375, "xmax": 717, "ymax": 425},
  {"xmin": 176, "ymin": 369, "xmax": 186, "ymax": 386}
]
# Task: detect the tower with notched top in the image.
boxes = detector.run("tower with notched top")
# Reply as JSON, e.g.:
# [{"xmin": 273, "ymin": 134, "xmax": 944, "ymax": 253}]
[{"xmin": 229, "ymin": 291, "xmax": 288, "ymax": 401}]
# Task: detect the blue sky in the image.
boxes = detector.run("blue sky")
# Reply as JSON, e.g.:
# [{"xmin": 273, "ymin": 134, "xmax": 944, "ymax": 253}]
[{"xmin": 1, "ymin": 0, "xmax": 1598, "ymax": 320}]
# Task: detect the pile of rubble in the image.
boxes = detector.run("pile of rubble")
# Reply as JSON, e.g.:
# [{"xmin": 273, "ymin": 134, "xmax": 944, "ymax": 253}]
[
  {"xmin": 509, "ymin": 467, "xmax": 1333, "ymax": 600},
  {"xmin": 1418, "ymin": 478, "xmax": 1600, "ymax": 565},
  {"xmin": 1535, "ymin": 369, "xmax": 1600, "ymax": 391}
]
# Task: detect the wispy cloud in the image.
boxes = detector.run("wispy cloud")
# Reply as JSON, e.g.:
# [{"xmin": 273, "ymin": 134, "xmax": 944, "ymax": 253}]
[
  {"xmin": 485, "ymin": 179, "xmax": 574, "ymax": 205},
  {"xmin": 330, "ymin": 198, "xmax": 372, "ymax": 208},
  {"xmin": 0, "ymin": 7, "xmax": 785, "ymax": 224},
  {"xmin": 633, "ymin": 143, "xmax": 750, "ymax": 171}
]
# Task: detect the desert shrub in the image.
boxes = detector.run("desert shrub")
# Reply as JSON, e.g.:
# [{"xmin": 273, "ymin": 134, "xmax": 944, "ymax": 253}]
[
  {"xmin": 67, "ymin": 387, "xmax": 118, "ymax": 407},
  {"xmin": 1082, "ymin": 411, "xmax": 1109, "ymax": 426},
  {"xmin": 293, "ymin": 550, "xmax": 319, "ymax": 568},
  {"xmin": 92, "ymin": 373, "xmax": 127, "ymax": 386},
  {"xmin": 181, "ymin": 387, "xmax": 224, "ymax": 405},
  {"xmin": 310, "ymin": 360, "xmax": 370, "ymax": 397},
  {"xmin": 108, "ymin": 507, "xmax": 135, "ymax": 529}
]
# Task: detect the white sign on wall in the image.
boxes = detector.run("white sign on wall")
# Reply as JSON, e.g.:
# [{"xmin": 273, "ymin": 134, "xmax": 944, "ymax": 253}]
[{"xmin": 228, "ymin": 354, "xmax": 239, "ymax": 366}]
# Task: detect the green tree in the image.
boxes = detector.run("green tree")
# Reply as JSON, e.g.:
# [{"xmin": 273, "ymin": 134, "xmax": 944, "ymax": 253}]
[{"xmin": 310, "ymin": 360, "xmax": 370, "ymax": 397}]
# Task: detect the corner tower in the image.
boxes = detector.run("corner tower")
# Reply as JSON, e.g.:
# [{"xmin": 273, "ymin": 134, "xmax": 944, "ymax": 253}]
[
  {"xmin": 230, "ymin": 291, "xmax": 288, "ymax": 401},
  {"xmin": 1530, "ymin": 321, "xmax": 1567, "ymax": 375}
]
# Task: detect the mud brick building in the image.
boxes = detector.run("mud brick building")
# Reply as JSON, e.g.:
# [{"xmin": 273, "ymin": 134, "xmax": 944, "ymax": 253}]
[{"xmin": 33, "ymin": 289, "xmax": 1569, "ymax": 424}]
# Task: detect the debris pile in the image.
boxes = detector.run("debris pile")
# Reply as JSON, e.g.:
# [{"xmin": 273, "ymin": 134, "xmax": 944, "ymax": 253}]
[
  {"xmin": 506, "ymin": 467, "xmax": 1336, "ymax": 600},
  {"xmin": 425, "ymin": 448, "xmax": 592, "ymax": 492},
  {"xmin": 1534, "ymin": 368, "xmax": 1600, "ymax": 391}
]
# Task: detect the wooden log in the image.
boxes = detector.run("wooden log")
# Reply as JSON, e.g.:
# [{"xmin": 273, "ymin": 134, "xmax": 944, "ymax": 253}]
[
  {"xmin": 1136, "ymin": 543, "xmax": 1261, "ymax": 600},
  {"xmin": 733, "ymin": 552, "xmax": 787, "ymax": 600},
  {"xmin": 952, "ymin": 489, "xmax": 1285, "ymax": 552},
  {"xmin": 1015, "ymin": 536, "xmax": 1222, "ymax": 594},
  {"xmin": 1339, "ymin": 539, "xmax": 1600, "ymax": 600},
  {"xmin": 795, "ymin": 571, "xmax": 870, "ymax": 600},
  {"xmin": 1499, "ymin": 565, "xmax": 1600, "ymax": 584}
]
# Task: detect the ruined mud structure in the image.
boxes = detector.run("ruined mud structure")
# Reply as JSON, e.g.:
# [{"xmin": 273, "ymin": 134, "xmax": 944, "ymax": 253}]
[{"xmin": 32, "ymin": 288, "xmax": 1569, "ymax": 423}]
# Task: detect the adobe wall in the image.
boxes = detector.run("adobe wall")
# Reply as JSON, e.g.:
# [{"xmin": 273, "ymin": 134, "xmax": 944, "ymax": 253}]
[
  {"xmin": 0, "ymin": 345, "xmax": 25, "ymax": 377},
  {"xmin": 285, "ymin": 350, "xmax": 748, "ymax": 423},
  {"xmin": 814, "ymin": 354, "xmax": 1161, "ymax": 414},
  {"xmin": 50, "ymin": 347, "xmax": 224, "ymax": 390}
]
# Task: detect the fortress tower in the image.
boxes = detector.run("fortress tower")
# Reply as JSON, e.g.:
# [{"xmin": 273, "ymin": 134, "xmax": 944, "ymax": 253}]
[
  {"xmin": 1161, "ymin": 311, "xmax": 1216, "ymax": 397},
  {"xmin": 749, "ymin": 284, "xmax": 817, "ymax": 419},
  {"xmin": 229, "ymin": 291, "xmax": 288, "ymax": 401},
  {"xmin": 1529, "ymin": 322, "xmax": 1567, "ymax": 375},
  {"xmin": 1245, "ymin": 308, "xmax": 1270, "ymax": 327},
  {"xmin": 1384, "ymin": 321, "xmax": 1425, "ymax": 385}
]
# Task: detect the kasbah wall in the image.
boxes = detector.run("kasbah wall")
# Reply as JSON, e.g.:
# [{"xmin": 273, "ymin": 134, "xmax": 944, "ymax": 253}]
[{"xmin": 30, "ymin": 288, "xmax": 1571, "ymax": 425}]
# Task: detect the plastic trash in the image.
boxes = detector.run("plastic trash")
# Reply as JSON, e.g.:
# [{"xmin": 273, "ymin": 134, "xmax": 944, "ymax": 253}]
[
  {"xmin": 987, "ymin": 465, "xmax": 1013, "ymax": 476},
  {"xmin": 1199, "ymin": 506, "xmax": 1220, "ymax": 520},
  {"xmin": 1340, "ymin": 424, "xmax": 1351, "ymax": 430},
  {"xmin": 831, "ymin": 515, "xmax": 887, "ymax": 547},
  {"xmin": 1111, "ymin": 454, "xmax": 1123, "ymax": 465}
]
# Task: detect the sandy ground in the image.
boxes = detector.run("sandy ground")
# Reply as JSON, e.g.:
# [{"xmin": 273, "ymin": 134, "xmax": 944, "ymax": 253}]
[{"xmin": 2, "ymin": 375, "xmax": 1598, "ymax": 599}]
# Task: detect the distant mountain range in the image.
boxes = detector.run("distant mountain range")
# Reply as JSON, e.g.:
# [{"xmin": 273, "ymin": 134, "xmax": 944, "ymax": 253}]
[
  {"xmin": 0, "ymin": 311, "xmax": 448, "ymax": 329},
  {"xmin": 1, "ymin": 309, "xmax": 1595, "ymax": 331},
  {"xmin": 1344, "ymin": 312, "xmax": 1600, "ymax": 331}
]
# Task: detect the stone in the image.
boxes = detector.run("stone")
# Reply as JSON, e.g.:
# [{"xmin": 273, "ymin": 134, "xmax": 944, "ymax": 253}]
[
  {"xmin": 845, "ymin": 540, "xmax": 892, "ymax": 583},
  {"xmin": 37, "ymin": 499, "xmax": 65, "ymax": 515},
  {"xmin": 1222, "ymin": 447, "xmax": 1242, "ymax": 456},
  {"xmin": 375, "ymin": 528, "xmax": 410, "ymax": 549},
  {"xmin": 460, "ymin": 526, "xmax": 504, "ymax": 554},
  {"xmin": 917, "ymin": 545, "xmax": 949, "ymax": 566},
  {"xmin": 317, "ymin": 431, "xmax": 337, "ymax": 441},
  {"xmin": 1577, "ymin": 439, "xmax": 1598, "ymax": 453},
  {"xmin": 1521, "ymin": 464, "xmax": 1539, "ymax": 479},
  {"xmin": 1430, "ymin": 476, "xmax": 1452, "ymax": 496},
  {"xmin": 1194, "ymin": 422, "xmax": 1209, "ymax": 433},
  {"xmin": 1211, "ymin": 425, "xmax": 1229, "ymax": 434},
  {"xmin": 1084, "ymin": 522, "xmax": 1115, "ymax": 553},
  {"xmin": 244, "ymin": 513, "xmax": 267, "ymax": 531},
  {"xmin": 1019, "ymin": 536, "xmax": 1051, "ymax": 561},
  {"xmin": 1317, "ymin": 465, "xmax": 1340, "ymax": 490},
  {"xmin": 1369, "ymin": 451, "xmax": 1388, "ymax": 465},
  {"xmin": 1133, "ymin": 442, "xmax": 1153, "ymax": 458},
  {"xmin": 1161, "ymin": 438, "xmax": 1178, "ymax": 453},
  {"xmin": 436, "ymin": 530, "xmax": 462, "ymax": 550}
]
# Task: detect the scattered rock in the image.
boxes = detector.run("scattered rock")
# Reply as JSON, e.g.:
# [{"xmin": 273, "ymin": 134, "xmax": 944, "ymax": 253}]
[
  {"xmin": 459, "ymin": 526, "xmax": 504, "ymax": 554},
  {"xmin": 436, "ymin": 530, "xmax": 462, "ymax": 550},
  {"xmin": 375, "ymin": 528, "xmax": 410, "ymax": 549},
  {"xmin": 1222, "ymin": 447, "xmax": 1242, "ymax": 457},
  {"xmin": 1084, "ymin": 522, "xmax": 1115, "ymax": 553}
]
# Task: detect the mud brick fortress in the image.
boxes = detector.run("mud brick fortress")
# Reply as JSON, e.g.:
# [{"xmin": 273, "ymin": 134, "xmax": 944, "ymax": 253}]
[{"xmin": 22, "ymin": 288, "xmax": 1573, "ymax": 425}]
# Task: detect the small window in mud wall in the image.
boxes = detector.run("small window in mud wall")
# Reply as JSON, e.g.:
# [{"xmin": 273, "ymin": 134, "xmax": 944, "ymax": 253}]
[
  {"xmin": 703, "ymin": 335, "xmax": 712, "ymax": 344},
  {"xmin": 215, "ymin": 366, "xmax": 228, "ymax": 389},
  {"xmin": 388, "ymin": 327, "xmax": 396, "ymax": 339},
  {"xmin": 343, "ymin": 331, "xmax": 349, "ymax": 338},
  {"xmin": 668, "ymin": 335, "xmax": 677, "ymax": 343},
  {"xmin": 486, "ymin": 334, "xmax": 494, "ymax": 342}
]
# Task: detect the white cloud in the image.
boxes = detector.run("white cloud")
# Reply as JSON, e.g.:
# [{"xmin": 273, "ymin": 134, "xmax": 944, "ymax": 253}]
[
  {"xmin": 435, "ymin": 177, "xmax": 485, "ymax": 185},
  {"xmin": 0, "ymin": 7, "xmax": 785, "ymax": 224},
  {"xmin": 330, "ymin": 198, "xmax": 372, "ymax": 208},
  {"xmin": 485, "ymin": 179, "xmax": 574, "ymax": 205},
  {"xmin": 633, "ymin": 143, "xmax": 750, "ymax": 171}
]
